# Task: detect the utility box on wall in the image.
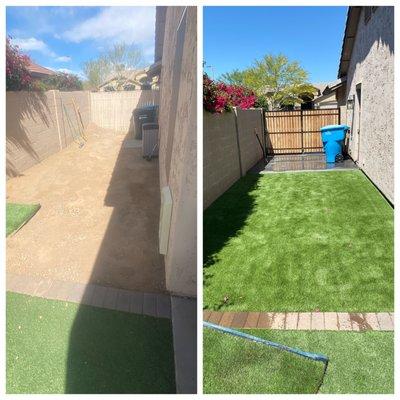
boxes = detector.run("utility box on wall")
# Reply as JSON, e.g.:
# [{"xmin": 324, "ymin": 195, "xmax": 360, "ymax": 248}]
[{"xmin": 159, "ymin": 186, "xmax": 172, "ymax": 255}]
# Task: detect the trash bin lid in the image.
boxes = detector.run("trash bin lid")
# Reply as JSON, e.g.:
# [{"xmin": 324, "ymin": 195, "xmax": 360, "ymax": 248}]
[
  {"xmin": 320, "ymin": 124, "xmax": 350, "ymax": 131},
  {"xmin": 135, "ymin": 105, "xmax": 158, "ymax": 111}
]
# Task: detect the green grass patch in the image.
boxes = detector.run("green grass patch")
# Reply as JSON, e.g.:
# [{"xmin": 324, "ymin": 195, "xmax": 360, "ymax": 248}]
[
  {"xmin": 7, "ymin": 292, "xmax": 176, "ymax": 394},
  {"xmin": 204, "ymin": 328, "xmax": 393, "ymax": 394},
  {"xmin": 6, "ymin": 203, "xmax": 40, "ymax": 236},
  {"xmin": 204, "ymin": 170, "xmax": 393, "ymax": 311},
  {"xmin": 203, "ymin": 328, "xmax": 325, "ymax": 394}
]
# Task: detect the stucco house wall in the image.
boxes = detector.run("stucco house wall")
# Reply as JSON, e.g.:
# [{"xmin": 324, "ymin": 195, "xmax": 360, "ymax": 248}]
[
  {"xmin": 344, "ymin": 6, "xmax": 394, "ymax": 202},
  {"xmin": 158, "ymin": 7, "xmax": 197, "ymax": 297}
]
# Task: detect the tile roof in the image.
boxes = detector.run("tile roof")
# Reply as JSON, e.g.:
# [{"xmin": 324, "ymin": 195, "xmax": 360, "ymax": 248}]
[{"xmin": 27, "ymin": 61, "xmax": 55, "ymax": 76}]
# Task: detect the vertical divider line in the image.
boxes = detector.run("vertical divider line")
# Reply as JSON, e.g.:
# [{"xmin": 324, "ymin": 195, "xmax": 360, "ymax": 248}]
[
  {"xmin": 233, "ymin": 107, "xmax": 243, "ymax": 177},
  {"xmin": 53, "ymin": 90, "xmax": 62, "ymax": 150}
]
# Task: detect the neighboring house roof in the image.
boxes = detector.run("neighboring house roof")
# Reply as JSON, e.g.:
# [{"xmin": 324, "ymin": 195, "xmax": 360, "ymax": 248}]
[
  {"xmin": 338, "ymin": 6, "xmax": 362, "ymax": 78},
  {"xmin": 99, "ymin": 68, "xmax": 150, "ymax": 88},
  {"xmin": 322, "ymin": 77, "xmax": 347, "ymax": 95},
  {"xmin": 27, "ymin": 61, "xmax": 55, "ymax": 78},
  {"xmin": 312, "ymin": 78, "xmax": 347, "ymax": 95},
  {"xmin": 312, "ymin": 83, "xmax": 331, "ymax": 96}
]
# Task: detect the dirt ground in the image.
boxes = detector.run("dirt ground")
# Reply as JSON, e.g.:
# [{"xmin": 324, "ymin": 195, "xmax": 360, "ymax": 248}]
[{"xmin": 6, "ymin": 124, "xmax": 166, "ymax": 293}]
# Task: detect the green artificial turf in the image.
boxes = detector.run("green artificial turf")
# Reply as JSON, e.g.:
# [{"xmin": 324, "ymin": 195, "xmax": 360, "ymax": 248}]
[
  {"xmin": 204, "ymin": 170, "xmax": 393, "ymax": 312},
  {"xmin": 203, "ymin": 328, "xmax": 393, "ymax": 394},
  {"xmin": 203, "ymin": 328, "xmax": 326, "ymax": 394},
  {"xmin": 6, "ymin": 203, "xmax": 40, "ymax": 236},
  {"xmin": 6, "ymin": 292, "xmax": 176, "ymax": 394}
]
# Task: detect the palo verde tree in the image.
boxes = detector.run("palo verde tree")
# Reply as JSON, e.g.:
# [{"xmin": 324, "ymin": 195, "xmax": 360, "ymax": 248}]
[
  {"xmin": 221, "ymin": 54, "xmax": 315, "ymax": 110},
  {"xmin": 83, "ymin": 43, "xmax": 144, "ymax": 90}
]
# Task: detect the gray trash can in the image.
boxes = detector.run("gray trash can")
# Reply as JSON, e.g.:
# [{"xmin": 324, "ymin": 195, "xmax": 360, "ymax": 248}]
[{"xmin": 133, "ymin": 105, "xmax": 158, "ymax": 139}]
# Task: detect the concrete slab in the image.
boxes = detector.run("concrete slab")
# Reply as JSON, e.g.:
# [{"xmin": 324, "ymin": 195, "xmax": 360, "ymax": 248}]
[
  {"xmin": 252, "ymin": 153, "xmax": 357, "ymax": 174},
  {"xmin": 171, "ymin": 296, "xmax": 197, "ymax": 394}
]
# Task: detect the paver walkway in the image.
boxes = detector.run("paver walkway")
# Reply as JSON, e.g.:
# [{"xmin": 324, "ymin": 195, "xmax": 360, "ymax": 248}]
[
  {"xmin": 6, "ymin": 124, "xmax": 165, "ymax": 293},
  {"xmin": 203, "ymin": 310, "xmax": 394, "ymax": 331},
  {"xmin": 7, "ymin": 272, "xmax": 171, "ymax": 319}
]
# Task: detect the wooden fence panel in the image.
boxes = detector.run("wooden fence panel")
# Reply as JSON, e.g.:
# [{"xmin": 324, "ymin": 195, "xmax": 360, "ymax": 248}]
[{"xmin": 265, "ymin": 108, "xmax": 340, "ymax": 154}]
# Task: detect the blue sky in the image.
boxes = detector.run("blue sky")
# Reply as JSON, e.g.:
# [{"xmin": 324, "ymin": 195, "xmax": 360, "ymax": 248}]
[
  {"xmin": 204, "ymin": 6, "xmax": 348, "ymax": 84},
  {"xmin": 6, "ymin": 6, "xmax": 156, "ymax": 79}
]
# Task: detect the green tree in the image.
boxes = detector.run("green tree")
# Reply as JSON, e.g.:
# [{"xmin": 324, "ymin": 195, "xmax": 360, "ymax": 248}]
[
  {"xmin": 221, "ymin": 54, "xmax": 315, "ymax": 110},
  {"xmin": 83, "ymin": 57, "xmax": 111, "ymax": 90},
  {"xmin": 83, "ymin": 43, "xmax": 144, "ymax": 90},
  {"xmin": 220, "ymin": 69, "xmax": 247, "ymax": 86}
]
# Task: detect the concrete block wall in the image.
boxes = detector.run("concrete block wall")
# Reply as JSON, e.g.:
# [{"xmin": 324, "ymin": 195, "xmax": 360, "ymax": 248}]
[
  {"xmin": 6, "ymin": 90, "xmax": 91, "ymax": 178},
  {"xmin": 90, "ymin": 90, "xmax": 159, "ymax": 134},
  {"xmin": 56, "ymin": 91, "xmax": 91, "ymax": 148},
  {"xmin": 203, "ymin": 108, "xmax": 264, "ymax": 209},
  {"xmin": 203, "ymin": 111, "xmax": 241, "ymax": 209},
  {"xmin": 6, "ymin": 89, "xmax": 159, "ymax": 177},
  {"xmin": 236, "ymin": 108, "xmax": 264, "ymax": 174}
]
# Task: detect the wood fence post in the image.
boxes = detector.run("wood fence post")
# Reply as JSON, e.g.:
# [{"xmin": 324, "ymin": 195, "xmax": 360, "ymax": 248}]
[
  {"xmin": 301, "ymin": 109, "xmax": 304, "ymax": 153},
  {"xmin": 260, "ymin": 108, "xmax": 267, "ymax": 161}
]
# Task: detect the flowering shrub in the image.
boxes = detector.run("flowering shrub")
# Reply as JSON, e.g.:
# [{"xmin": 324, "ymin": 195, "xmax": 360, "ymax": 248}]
[
  {"xmin": 203, "ymin": 74, "xmax": 256, "ymax": 113},
  {"xmin": 6, "ymin": 37, "xmax": 33, "ymax": 91},
  {"xmin": 6, "ymin": 37, "xmax": 82, "ymax": 91},
  {"xmin": 40, "ymin": 73, "xmax": 83, "ymax": 91}
]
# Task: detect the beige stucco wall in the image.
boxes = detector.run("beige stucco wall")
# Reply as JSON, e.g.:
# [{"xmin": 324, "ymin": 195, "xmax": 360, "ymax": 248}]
[
  {"xmin": 203, "ymin": 108, "xmax": 264, "ymax": 209},
  {"xmin": 90, "ymin": 90, "xmax": 159, "ymax": 135},
  {"xmin": 6, "ymin": 90, "xmax": 90, "ymax": 177},
  {"xmin": 314, "ymin": 91, "xmax": 338, "ymax": 109},
  {"xmin": 158, "ymin": 7, "xmax": 197, "ymax": 297},
  {"xmin": 345, "ymin": 6, "xmax": 394, "ymax": 202}
]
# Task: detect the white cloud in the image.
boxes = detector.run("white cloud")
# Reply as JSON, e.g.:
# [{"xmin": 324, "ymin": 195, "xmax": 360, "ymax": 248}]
[
  {"xmin": 62, "ymin": 7, "xmax": 155, "ymax": 60},
  {"xmin": 12, "ymin": 37, "xmax": 56, "ymax": 57},
  {"xmin": 56, "ymin": 56, "xmax": 71, "ymax": 62},
  {"xmin": 56, "ymin": 68, "xmax": 85, "ymax": 79}
]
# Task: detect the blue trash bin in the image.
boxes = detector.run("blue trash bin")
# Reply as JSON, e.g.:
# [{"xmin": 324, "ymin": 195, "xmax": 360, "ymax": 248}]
[{"xmin": 320, "ymin": 124, "xmax": 349, "ymax": 163}]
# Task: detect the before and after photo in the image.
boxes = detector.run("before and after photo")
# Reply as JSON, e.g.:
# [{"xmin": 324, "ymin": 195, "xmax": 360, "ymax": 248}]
[{"xmin": 3, "ymin": 2, "xmax": 395, "ymax": 396}]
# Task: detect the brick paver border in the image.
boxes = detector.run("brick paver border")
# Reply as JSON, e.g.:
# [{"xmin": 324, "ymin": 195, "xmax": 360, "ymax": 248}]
[
  {"xmin": 7, "ymin": 272, "xmax": 171, "ymax": 319},
  {"xmin": 203, "ymin": 310, "xmax": 394, "ymax": 331}
]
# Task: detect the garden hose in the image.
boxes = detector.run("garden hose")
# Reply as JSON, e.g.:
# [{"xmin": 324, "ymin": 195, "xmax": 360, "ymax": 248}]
[{"xmin": 204, "ymin": 321, "xmax": 329, "ymax": 393}]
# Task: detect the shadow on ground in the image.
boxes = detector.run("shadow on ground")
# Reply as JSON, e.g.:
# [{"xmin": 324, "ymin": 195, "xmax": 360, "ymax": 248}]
[
  {"xmin": 62, "ymin": 93, "xmax": 174, "ymax": 392},
  {"xmin": 203, "ymin": 174, "xmax": 262, "ymax": 310},
  {"xmin": 63, "ymin": 119, "xmax": 175, "ymax": 392}
]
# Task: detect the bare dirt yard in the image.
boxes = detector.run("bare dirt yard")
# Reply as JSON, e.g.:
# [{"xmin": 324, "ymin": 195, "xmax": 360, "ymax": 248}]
[{"xmin": 6, "ymin": 124, "xmax": 165, "ymax": 293}]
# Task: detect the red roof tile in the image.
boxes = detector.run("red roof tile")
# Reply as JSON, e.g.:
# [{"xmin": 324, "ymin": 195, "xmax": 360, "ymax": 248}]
[{"xmin": 27, "ymin": 61, "xmax": 55, "ymax": 76}]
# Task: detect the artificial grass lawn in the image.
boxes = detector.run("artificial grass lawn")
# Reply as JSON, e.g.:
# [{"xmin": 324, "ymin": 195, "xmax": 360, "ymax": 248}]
[
  {"xmin": 203, "ymin": 328, "xmax": 325, "ymax": 394},
  {"xmin": 6, "ymin": 203, "xmax": 40, "ymax": 236},
  {"xmin": 204, "ymin": 170, "xmax": 393, "ymax": 312},
  {"xmin": 7, "ymin": 292, "xmax": 176, "ymax": 394},
  {"xmin": 203, "ymin": 328, "xmax": 393, "ymax": 394}
]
